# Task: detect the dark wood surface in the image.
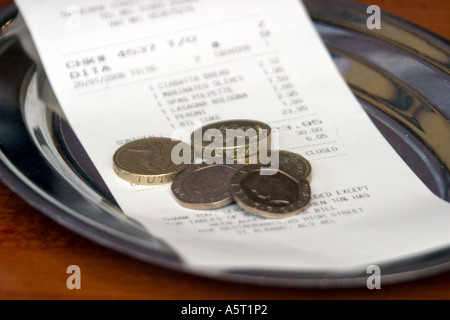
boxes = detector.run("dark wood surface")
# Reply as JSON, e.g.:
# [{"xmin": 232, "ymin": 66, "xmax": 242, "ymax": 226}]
[{"xmin": 0, "ymin": 0, "xmax": 449, "ymax": 299}]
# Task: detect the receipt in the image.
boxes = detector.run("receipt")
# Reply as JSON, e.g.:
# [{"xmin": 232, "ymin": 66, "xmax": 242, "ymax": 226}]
[{"xmin": 15, "ymin": 0, "xmax": 449, "ymax": 271}]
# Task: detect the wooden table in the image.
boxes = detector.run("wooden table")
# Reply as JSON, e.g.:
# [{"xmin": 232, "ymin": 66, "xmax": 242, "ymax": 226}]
[{"xmin": 0, "ymin": 0, "xmax": 449, "ymax": 300}]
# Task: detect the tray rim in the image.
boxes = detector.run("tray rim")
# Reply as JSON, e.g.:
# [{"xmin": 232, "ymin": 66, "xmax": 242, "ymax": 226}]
[{"xmin": 0, "ymin": 0, "xmax": 449, "ymax": 289}]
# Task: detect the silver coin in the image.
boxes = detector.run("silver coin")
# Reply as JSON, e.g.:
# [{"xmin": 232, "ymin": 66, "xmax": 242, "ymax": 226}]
[
  {"xmin": 172, "ymin": 163, "xmax": 244, "ymax": 210},
  {"xmin": 191, "ymin": 119, "xmax": 271, "ymax": 159},
  {"xmin": 230, "ymin": 164, "xmax": 311, "ymax": 219}
]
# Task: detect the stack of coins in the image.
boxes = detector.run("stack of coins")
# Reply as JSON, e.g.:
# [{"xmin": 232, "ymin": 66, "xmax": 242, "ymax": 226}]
[{"xmin": 113, "ymin": 120, "xmax": 312, "ymax": 219}]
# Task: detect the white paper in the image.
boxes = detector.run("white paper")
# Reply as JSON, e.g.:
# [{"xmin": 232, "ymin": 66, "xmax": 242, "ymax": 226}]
[{"xmin": 15, "ymin": 0, "xmax": 449, "ymax": 271}]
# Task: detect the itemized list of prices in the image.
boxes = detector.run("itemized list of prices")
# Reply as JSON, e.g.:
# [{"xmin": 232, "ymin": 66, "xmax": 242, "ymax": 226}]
[
  {"xmin": 62, "ymin": 0, "xmax": 339, "ymax": 155},
  {"xmin": 34, "ymin": 0, "xmax": 368, "ymax": 232}
]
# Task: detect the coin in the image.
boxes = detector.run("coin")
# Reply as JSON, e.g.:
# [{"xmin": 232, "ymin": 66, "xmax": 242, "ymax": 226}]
[
  {"xmin": 191, "ymin": 119, "xmax": 271, "ymax": 160},
  {"xmin": 113, "ymin": 137, "xmax": 190, "ymax": 185},
  {"xmin": 234, "ymin": 150, "xmax": 311, "ymax": 182},
  {"xmin": 230, "ymin": 164, "xmax": 311, "ymax": 219},
  {"xmin": 275, "ymin": 150, "xmax": 312, "ymax": 182},
  {"xmin": 172, "ymin": 163, "xmax": 244, "ymax": 210}
]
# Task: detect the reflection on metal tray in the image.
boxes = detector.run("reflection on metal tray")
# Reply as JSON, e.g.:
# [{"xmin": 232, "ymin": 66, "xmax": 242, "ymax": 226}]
[{"xmin": 0, "ymin": 0, "xmax": 449, "ymax": 288}]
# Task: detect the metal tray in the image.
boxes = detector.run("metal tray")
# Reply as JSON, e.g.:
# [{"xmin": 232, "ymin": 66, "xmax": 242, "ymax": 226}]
[{"xmin": 0, "ymin": 0, "xmax": 449, "ymax": 288}]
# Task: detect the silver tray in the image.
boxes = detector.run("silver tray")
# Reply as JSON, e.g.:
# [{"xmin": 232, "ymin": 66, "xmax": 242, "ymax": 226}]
[{"xmin": 0, "ymin": 0, "xmax": 449, "ymax": 288}]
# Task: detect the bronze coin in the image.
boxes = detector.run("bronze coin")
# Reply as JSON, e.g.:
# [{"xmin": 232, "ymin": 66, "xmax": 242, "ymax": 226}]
[
  {"xmin": 172, "ymin": 163, "xmax": 244, "ymax": 209},
  {"xmin": 113, "ymin": 137, "xmax": 190, "ymax": 185},
  {"xmin": 230, "ymin": 164, "xmax": 311, "ymax": 219}
]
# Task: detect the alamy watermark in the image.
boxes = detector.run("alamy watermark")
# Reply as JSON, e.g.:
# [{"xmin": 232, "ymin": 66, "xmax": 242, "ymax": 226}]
[
  {"xmin": 366, "ymin": 265, "xmax": 381, "ymax": 289},
  {"xmin": 64, "ymin": 265, "xmax": 380, "ymax": 290},
  {"xmin": 170, "ymin": 121, "xmax": 280, "ymax": 175},
  {"xmin": 66, "ymin": 265, "xmax": 81, "ymax": 290},
  {"xmin": 366, "ymin": 5, "xmax": 381, "ymax": 30}
]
